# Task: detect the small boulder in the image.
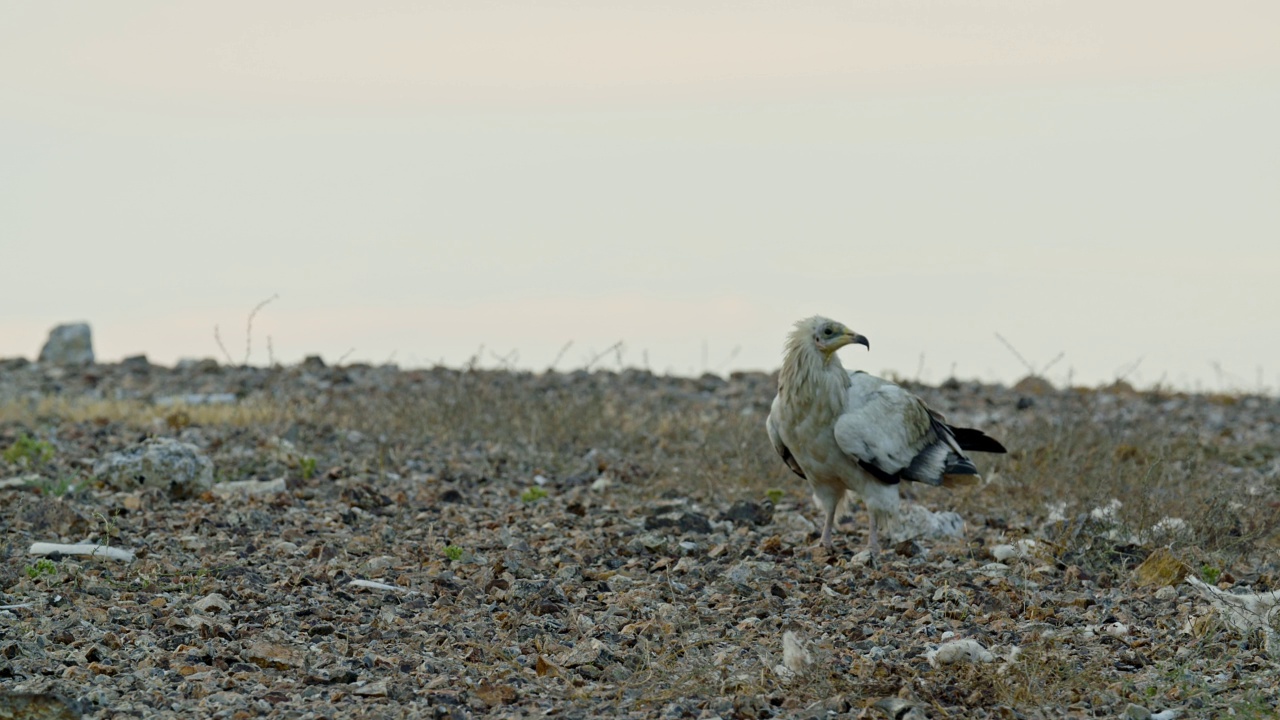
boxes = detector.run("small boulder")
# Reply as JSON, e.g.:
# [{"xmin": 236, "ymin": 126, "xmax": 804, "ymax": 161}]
[
  {"xmin": 94, "ymin": 438, "xmax": 214, "ymax": 499},
  {"xmin": 1133, "ymin": 547, "xmax": 1189, "ymax": 588},
  {"xmin": 645, "ymin": 509, "xmax": 712, "ymax": 535},
  {"xmin": 719, "ymin": 500, "xmax": 774, "ymax": 527},
  {"xmin": 1013, "ymin": 375, "xmax": 1055, "ymax": 396},
  {"xmin": 38, "ymin": 323, "xmax": 94, "ymax": 365},
  {"xmin": 886, "ymin": 503, "xmax": 965, "ymax": 543}
]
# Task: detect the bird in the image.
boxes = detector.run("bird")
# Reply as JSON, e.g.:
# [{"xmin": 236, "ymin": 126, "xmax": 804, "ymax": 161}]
[{"xmin": 766, "ymin": 316, "xmax": 1006, "ymax": 556}]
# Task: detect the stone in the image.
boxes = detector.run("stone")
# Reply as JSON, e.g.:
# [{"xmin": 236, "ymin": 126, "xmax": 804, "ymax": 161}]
[
  {"xmin": 886, "ymin": 503, "xmax": 965, "ymax": 543},
  {"xmin": 1134, "ymin": 548, "xmax": 1189, "ymax": 588},
  {"xmin": 93, "ymin": 438, "xmax": 214, "ymax": 499},
  {"xmin": 243, "ymin": 641, "xmax": 304, "ymax": 671},
  {"xmin": 0, "ymin": 693, "xmax": 86, "ymax": 720},
  {"xmin": 644, "ymin": 509, "xmax": 712, "ymax": 535},
  {"xmin": 192, "ymin": 593, "xmax": 232, "ymax": 615},
  {"xmin": 1123, "ymin": 703, "xmax": 1153, "ymax": 720},
  {"xmin": 121, "ymin": 355, "xmax": 151, "ymax": 372},
  {"xmin": 38, "ymin": 323, "xmax": 94, "ymax": 365},
  {"xmin": 1013, "ymin": 375, "xmax": 1055, "ymax": 395},
  {"xmin": 894, "ymin": 539, "xmax": 922, "ymax": 557},
  {"xmin": 719, "ymin": 500, "xmax": 774, "ymax": 527}
]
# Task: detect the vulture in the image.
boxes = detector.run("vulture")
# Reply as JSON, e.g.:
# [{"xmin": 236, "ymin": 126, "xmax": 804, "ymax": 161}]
[{"xmin": 766, "ymin": 316, "xmax": 1006, "ymax": 555}]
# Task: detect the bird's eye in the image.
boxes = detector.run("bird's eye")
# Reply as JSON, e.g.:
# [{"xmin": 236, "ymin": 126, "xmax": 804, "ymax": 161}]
[{"xmin": 822, "ymin": 327, "xmax": 834, "ymax": 336}]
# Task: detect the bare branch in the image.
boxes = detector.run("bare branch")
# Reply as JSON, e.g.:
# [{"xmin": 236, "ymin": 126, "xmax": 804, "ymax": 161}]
[
  {"xmin": 489, "ymin": 349, "xmax": 519, "ymax": 371},
  {"xmin": 213, "ymin": 326, "xmax": 234, "ymax": 365},
  {"xmin": 1113, "ymin": 356, "xmax": 1144, "ymax": 383},
  {"xmin": 243, "ymin": 294, "xmax": 279, "ymax": 365},
  {"xmin": 994, "ymin": 333, "xmax": 1036, "ymax": 375},
  {"xmin": 548, "ymin": 341, "xmax": 574, "ymax": 371},
  {"xmin": 584, "ymin": 342, "xmax": 623, "ymax": 371},
  {"xmin": 1038, "ymin": 351, "xmax": 1066, "ymax": 376}
]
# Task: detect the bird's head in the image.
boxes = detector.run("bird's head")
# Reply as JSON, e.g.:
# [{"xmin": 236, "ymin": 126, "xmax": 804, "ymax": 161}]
[{"xmin": 794, "ymin": 316, "xmax": 870, "ymax": 358}]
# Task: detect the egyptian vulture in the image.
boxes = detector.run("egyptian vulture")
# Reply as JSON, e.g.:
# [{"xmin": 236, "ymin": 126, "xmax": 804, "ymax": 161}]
[{"xmin": 766, "ymin": 316, "xmax": 1006, "ymax": 555}]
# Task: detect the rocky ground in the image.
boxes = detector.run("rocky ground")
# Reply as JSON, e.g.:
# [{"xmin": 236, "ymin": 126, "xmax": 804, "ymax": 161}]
[{"xmin": 1, "ymin": 356, "xmax": 1279, "ymax": 719}]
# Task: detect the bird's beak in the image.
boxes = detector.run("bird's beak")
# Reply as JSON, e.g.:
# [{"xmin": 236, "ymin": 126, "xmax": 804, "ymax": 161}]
[{"xmin": 845, "ymin": 331, "xmax": 869, "ymax": 350}]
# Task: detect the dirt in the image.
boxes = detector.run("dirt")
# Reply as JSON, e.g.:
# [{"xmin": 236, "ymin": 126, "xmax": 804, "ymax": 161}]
[{"xmin": 1, "ymin": 358, "xmax": 1278, "ymax": 718}]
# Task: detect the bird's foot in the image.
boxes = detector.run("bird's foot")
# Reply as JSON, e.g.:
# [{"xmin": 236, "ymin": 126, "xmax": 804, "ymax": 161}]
[{"xmin": 799, "ymin": 537, "xmax": 839, "ymax": 563}]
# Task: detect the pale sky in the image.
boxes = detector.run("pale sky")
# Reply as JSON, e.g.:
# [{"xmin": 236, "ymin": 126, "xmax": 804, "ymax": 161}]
[{"xmin": 2, "ymin": 2, "xmax": 1278, "ymax": 390}]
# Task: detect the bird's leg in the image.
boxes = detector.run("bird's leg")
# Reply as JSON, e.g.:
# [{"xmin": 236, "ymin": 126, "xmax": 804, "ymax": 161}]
[
  {"xmin": 812, "ymin": 484, "xmax": 842, "ymax": 554},
  {"xmin": 867, "ymin": 511, "xmax": 881, "ymax": 559},
  {"xmin": 820, "ymin": 512, "xmax": 835, "ymax": 552}
]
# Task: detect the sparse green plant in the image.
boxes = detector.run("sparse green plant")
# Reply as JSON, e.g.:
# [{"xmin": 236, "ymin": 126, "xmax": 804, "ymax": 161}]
[
  {"xmin": 29, "ymin": 475, "xmax": 82, "ymax": 497},
  {"xmin": 300, "ymin": 456, "xmax": 318, "ymax": 480},
  {"xmin": 520, "ymin": 486, "xmax": 548, "ymax": 503},
  {"xmin": 1201, "ymin": 564, "xmax": 1222, "ymax": 585},
  {"xmin": 26, "ymin": 558, "xmax": 56, "ymax": 579},
  {"xmin": 4, "ymin": 434, "xmax": 54, "ymax": 467},
  {"xmin": 765, "ymin": 488, "xmax": 784, "ymax": 504},
  {"xmin": 443, "ymin": 545, "xmax": 464, "ymax": 561}
]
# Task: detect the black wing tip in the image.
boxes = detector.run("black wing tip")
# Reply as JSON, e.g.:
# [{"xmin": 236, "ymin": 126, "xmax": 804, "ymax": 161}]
[
  {"xmin": 779, "ymin": 446, "xmax": 808, "ymax": 479},
  {"xmin": 950, "ymin": 426, "xmax": 1008, "ymax": 454}
]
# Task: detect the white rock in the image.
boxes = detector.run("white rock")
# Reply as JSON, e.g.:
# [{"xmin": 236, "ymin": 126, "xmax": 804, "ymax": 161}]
[
  {"xmin": 272, "ymin": 541, "xmax": 301, "ymax": 555},
  {"xmin": 365, "ymin": 556, "xmax": 398, "ymax": 573},
  {"xmin": 1104, "ymin": 622, "xmax": 1129, "ymax": 638},
  {"xmin": 1149, "ymin": 517, "xmax": 1188, "ymax": 535},
  {"xmin": 1090, "ymin": 499, "xmax": 1122, "ymax": 521},
  {"xmin": 774, "ymin": 510, "xmax": 817, "ymax": 535},
  {"xmin": 975, "ymin": 563, "xmax": 1010, "ymax": 577},
  {"xmin": 94, "ymin": 438, "xmax": 214, "ymax": 499},
  {"xmin": 212, "ymin": 477, "xmax": 287, "ymax": 498},
  {"xmin": 0, "ymin": 474, "xmax": 42, "ymax": 490},
  {"xmin": 887, "ymin": 503, "xmax": 964, "ymax": 543},
  {"xmin": 191, "ymin": 593, "xmax": 232, "ymax": 615},
  {"xmin": 925, "ymin": 639, "xmax": 995, "ymax": 667},
  {"xmin": 991, "ymin": 540, "xmax": 1037, "ymax": 562},
  {"xmin": 781, "ymin": 631, "xmax": 812, "ymax": 673},
  {"xmin": 990, "ymin": 545, "xmax": 1019, "ymax": 562},
  {"xmin": 38, "ymin": 323, "xmax": 94, "ymax": 365}
]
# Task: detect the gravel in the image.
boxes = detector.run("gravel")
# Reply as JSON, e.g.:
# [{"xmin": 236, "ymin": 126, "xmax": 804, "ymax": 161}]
[{"xmin": 1, "ymin": 358, "xmax": 1278, "ymax": 717}]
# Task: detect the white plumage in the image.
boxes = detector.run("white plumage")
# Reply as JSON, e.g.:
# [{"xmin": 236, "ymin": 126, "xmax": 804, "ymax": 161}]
[{"xmin": 766, "ymin": 316, "xmax": 1006, "ymax": 554}]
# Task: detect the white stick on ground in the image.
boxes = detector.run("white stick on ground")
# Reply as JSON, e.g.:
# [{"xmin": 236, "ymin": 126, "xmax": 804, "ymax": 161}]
[
  {"xmin": 29, "ymin": 543, "xmax": 136, "ymax": 562},
  {"xmin": 349, "ymin": 579, "xmax": 417, "ymax": 594}
]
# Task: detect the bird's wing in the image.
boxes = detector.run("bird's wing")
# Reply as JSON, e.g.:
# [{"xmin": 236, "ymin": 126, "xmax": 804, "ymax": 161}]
[
  {"xmin": 833, "ymin": 372, "xmax": 979, "ymax": 487},
  {"xmin": 767, "ymin": 393, "xmax": 807, "ymax": 479}
]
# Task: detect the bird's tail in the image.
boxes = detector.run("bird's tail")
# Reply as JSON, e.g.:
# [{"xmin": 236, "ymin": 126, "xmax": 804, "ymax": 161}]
[
  {"xmin": 941, "ymin": 457, "xmax": 982, "ymax": 488},
  {"xmin": 949, "ymin": 426, "xmax": 1007, "ymax": 454}
]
